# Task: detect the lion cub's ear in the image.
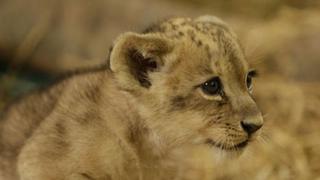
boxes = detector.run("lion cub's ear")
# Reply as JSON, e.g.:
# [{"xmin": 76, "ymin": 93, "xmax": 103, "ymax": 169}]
[{"xmin": 110, "ymin": 32, "xmax": 173, "ymax": 92}]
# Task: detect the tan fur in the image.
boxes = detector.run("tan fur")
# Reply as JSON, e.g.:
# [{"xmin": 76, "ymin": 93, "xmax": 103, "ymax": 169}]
[{"xmin": 0, "ymin": 16, "xmax": 263, "ymax": 180}]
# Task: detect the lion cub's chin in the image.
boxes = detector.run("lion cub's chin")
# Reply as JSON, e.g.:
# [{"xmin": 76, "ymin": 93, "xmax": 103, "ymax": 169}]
[
  {"xmin": 191, "ymin": 138, "xmax": 247, "ymax": 162},
  {"xmin": 210, "ymin": 146, "xmax": 245, "ymax": 162}
]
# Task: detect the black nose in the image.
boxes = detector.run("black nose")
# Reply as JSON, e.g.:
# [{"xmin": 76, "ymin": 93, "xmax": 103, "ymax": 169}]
[{"xmin": 241, "ymin": 121, "xmax": 262, "ymax": 135}]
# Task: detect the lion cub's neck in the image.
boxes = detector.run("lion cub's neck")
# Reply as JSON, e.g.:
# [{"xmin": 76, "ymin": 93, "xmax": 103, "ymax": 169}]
[{"xmin": 98, "ymin": 79, "xmax": 177, "ymax": 172}]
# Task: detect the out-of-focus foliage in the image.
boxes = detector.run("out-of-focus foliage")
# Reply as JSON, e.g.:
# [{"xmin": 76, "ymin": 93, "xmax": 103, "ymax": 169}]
[{"xmin": 0, "ymin": 0, "xmax": 319, "ymax": 179}]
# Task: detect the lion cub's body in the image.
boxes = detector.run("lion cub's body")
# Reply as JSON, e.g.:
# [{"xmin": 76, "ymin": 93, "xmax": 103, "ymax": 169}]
[
  {"xmin": 0, "ymin": 16, "xmax": 263, "ymax": 180},
  {"xmin": 1, "ymin": 70, "xmax": 148, "ymax": 179}
]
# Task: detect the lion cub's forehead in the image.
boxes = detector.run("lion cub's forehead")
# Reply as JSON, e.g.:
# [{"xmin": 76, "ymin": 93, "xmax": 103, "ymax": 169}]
[
  {"xmin": 145, "ymin": 17, "xmax": 233, "ymax": 46},
  {"xmin": 145, "ymin": 17, "xmax": 248, "ymax": 77}
]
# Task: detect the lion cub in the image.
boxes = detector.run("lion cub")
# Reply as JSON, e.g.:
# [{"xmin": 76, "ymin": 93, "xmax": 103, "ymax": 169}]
[{"xmin": 0, "ymin": 16, "xmax": 263, "ymax": 180}]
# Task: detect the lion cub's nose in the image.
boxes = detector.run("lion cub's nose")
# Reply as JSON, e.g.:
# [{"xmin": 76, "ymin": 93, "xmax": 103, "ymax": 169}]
[{"xmin": 240, "ymin": 121, "xmax": 262, "ymax": 135}]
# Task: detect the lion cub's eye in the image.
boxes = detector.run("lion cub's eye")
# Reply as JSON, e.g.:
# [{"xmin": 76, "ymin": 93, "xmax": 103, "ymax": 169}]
[
  {"xmin": 247, "ymin": 70, "xmax": 257, "ymax": 93},
  {"xmin": 201, "ymin": 77, "xmax": 221, "ymax": 95}
]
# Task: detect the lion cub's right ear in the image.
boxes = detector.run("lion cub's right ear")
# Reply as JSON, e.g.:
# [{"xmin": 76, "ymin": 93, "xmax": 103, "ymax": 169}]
[{"xmin": 110, "ymin": 32, "xmax": 173, "ymax": 93}]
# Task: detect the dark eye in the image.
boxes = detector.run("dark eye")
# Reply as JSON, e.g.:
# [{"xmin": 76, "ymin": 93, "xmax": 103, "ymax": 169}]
[
  {"xmin": 201, "ymin": 77, "xmax": 221, "ymax": 95},
  {"xmin": 246, "ymin": 70, "xmax": 257, "ymax": 93}
]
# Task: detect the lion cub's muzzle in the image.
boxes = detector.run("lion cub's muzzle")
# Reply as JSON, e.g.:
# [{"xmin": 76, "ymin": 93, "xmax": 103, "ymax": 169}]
[{"xmin": 206, "ymin": 112, "xmax": 263, "ymax": 151}]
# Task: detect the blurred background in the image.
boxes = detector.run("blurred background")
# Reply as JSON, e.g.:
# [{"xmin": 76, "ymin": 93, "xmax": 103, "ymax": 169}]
[{"xmin": 0, "ymin": 0, "xmax": 319, "ymax": 179}]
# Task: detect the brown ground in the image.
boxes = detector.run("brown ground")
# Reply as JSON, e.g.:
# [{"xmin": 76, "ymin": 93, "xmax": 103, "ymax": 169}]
[{"xmin": 0, "ymin": 0, "xmax": 319, "ymax": 179}]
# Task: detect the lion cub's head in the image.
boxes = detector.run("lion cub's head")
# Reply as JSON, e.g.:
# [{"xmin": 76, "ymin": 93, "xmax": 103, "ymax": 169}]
[{"xmin": 110, "ymin": 16, "xmax": 263, "ymax": 154}]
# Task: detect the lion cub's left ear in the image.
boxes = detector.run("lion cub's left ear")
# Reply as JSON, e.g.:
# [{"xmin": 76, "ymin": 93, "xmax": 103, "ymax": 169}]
[{"xmin": 110, "ymin": 32, "xmax": 173, "ymax": 92}]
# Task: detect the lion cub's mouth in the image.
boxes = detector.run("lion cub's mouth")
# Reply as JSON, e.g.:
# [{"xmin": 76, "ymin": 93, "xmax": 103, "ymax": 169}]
[{"xmin": 205, "ymin": 139, "xmax": 249, "ymax": 151}]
